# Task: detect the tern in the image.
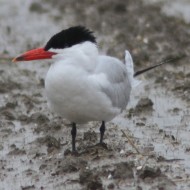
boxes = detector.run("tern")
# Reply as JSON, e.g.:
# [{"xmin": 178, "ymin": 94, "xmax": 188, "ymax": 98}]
[{"xmin": 13, "ymin": 26, "xmax": 180, "ymax": 152}]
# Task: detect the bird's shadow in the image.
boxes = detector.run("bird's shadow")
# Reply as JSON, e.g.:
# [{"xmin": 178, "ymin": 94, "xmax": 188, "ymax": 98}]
[{"xmin": 64, "ymin": 142, "xmax": 110, "ymax": 157}]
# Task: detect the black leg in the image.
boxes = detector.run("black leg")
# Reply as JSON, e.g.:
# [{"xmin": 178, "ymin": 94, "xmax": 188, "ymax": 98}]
[
  {"xmin": 99, "ymin": 121, "xmax": 105, "ymax": 144},
  {"xmin": 71, "ymin": 122, "xmax": 77, "ymax": 152}
]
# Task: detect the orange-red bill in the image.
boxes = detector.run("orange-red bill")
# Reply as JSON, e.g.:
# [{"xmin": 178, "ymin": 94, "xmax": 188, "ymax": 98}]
[{"xmin": 12, "ymin": 48, "xmax": 57, "ymax": 62}]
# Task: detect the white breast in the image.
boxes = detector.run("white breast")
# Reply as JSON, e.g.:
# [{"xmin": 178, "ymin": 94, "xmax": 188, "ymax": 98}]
[{"xmin": 45, "ymin": 42, "xmax": 120, "ymax": 123}]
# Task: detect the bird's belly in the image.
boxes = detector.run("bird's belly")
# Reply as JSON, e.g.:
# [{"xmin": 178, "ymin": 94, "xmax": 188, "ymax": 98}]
[{"xmin": 45, "ymin": 67, "xmax": 119, "ymax": 123}]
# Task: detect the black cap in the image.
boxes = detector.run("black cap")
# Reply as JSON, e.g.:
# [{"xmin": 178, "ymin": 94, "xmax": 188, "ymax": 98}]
[{"xmin": 44, "ymin": 26, "xmax": 96, "ymax": 51}]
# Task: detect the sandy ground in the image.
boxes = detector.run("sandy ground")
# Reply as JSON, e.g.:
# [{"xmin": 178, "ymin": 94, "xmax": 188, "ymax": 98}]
[{"xmin": 0, "ymin": 0, "xmax": 190, "ymax": 189}]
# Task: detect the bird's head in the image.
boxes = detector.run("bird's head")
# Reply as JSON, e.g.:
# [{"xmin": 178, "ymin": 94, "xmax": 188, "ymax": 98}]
[{"xmin": 12, "ymin": 26, "xmax": 96, "ymax": 62}]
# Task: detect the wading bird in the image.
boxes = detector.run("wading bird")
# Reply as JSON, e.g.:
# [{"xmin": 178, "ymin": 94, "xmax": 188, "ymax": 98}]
[{"xmin": 13, "ymin": 26, "xmax": 179, "ymax": 152}]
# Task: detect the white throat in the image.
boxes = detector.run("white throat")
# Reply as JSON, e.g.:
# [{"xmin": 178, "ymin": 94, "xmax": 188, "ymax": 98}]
[{"xmin": 50, "ymin": 41, "xmax": 98, "ymax": 72}]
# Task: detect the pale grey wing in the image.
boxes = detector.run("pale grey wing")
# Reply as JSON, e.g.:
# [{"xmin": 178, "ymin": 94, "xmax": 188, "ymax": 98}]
[{"xmin": 95, "ymin": 55, "xmax": 131, "ymax": 110}]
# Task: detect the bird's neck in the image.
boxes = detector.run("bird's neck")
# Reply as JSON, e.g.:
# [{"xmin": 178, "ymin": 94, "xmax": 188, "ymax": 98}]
[{"xmin": 52, "ymin": 42, "xmax": 98, "ymax": 72}]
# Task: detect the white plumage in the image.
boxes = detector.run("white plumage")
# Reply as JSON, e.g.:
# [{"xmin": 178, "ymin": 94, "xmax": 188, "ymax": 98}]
[
  {"xmin": 13, "ymin": 26, "xmax": 143, "ymax": 151},
  {"xmin": 45, "ymin": 42, "xmax": 132, "ymax": 123}
]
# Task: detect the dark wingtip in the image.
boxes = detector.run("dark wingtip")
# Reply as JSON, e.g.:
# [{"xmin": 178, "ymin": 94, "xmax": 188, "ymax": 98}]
[{"xmin": 134, "ymin": 54, "xmax": 187, "ymax": 77}]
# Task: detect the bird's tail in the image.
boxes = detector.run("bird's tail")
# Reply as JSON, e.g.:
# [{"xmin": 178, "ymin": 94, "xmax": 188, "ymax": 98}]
[
  {"xmin": 125, "ymin": 50, "xmax": 141, "ymax": 88},
  {"xmin": 125, "ymin": 50, "xmax": 185, "ymax": 88}
]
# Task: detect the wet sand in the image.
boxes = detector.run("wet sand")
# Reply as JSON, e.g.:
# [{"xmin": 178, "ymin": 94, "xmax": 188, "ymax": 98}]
[{"xmin": 0, "ymin": 0, "xmax": 190, "ymax": 189}]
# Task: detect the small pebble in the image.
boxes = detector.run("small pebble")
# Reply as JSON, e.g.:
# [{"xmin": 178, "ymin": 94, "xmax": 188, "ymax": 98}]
[
  {"xmin": 108, "ymin": 173, "xmax": 113, "ymax": 179},
  {"xmin": 137, "ymin": 166, "xmax": 143, "ymax": 170}
]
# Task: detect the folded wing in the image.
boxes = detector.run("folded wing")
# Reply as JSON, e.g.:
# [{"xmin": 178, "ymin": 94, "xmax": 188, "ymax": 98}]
[{"xmin": 95, "ymin": 55, "xmax": 131, "ymax": 111}]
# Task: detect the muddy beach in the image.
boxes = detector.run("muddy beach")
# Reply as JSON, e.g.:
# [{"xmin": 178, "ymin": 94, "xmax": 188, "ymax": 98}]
[{"xmin": 0, "ymin": 0, "xmax": 190, "ymax": 189}]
